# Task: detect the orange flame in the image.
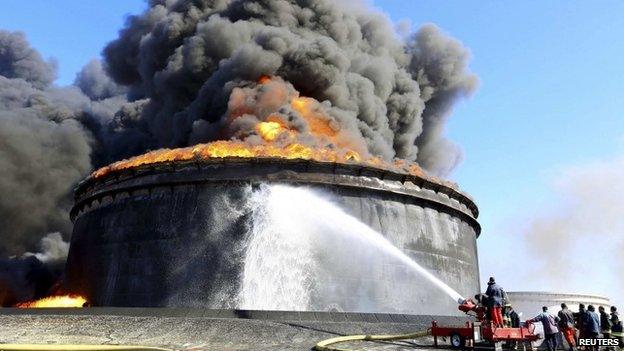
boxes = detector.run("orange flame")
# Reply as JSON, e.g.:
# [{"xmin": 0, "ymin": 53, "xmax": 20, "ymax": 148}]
[
  {"xmin": 92, "ymin": 140, "xmax": 377, "ymax": 178},
  {"xmin": 16, "ymin": 295, "xmax": 88, "ymax": 308},
  {"xmin": 258, "ymin": 75, "xmax": 272, "ymax": 84},
  {"xmin": 256, "ymin": 121, "xmax": 286, "ymax": 142},
  {"xmin": 92, "ymin": 76, "xmax": 452, "ymax": 188}
]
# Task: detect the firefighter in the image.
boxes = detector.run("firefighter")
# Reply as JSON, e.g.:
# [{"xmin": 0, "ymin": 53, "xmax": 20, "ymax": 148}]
[
  {"xmin": 584, "ymin": 305, "xmax": 601, "ymax": 351},
  {"xmin": 503, "ymin": 306, "xmax": 512, "ymax": 327},
  {"xmin": 473, "ymin": 293, "xmax": 489, "ymax": 322},
  {"xmin": 600, "ymin": 306, "xmax": 613, "ymax": 341},
  {"xmin": 530, "ymin": 306, "xmax": 560, "ymax": 351},
  {"xmin": 576, "ymin": 304, "xmax": 588, "ymax": 347},
  {"xmin": 611, "ymin": 312, "xmax": 623, "ymax": 349},
  {"xmin": 485, "ymin": 276, "xmax": 505, "ymax": 327},
  {"xmin": 508, "ymin": 305, "xmax": 520, "ymax": 328},
  {"xmin": 559, "ymin": 303, "xmax": 577, "ymax": 351},
  {"xmin": 505, "ymin": 304, "xmax": 521, "ymax": 350}
]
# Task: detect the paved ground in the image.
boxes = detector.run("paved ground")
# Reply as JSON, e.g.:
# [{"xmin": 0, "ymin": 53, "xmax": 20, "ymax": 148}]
[{"xmin": 0, "ymin": 308, "xmax": 470, "ymax": 350}]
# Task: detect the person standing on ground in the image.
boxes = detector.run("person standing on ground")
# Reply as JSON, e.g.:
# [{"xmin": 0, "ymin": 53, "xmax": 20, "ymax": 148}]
[
  {"xmin": 600, "ymin": 306, "xmax": 613, "ymax": 341},
  {"xmin": 530, "ymin": 306, "xmax": 560, "ymax": 351},
  {"xmin": 485, "ymin": 277, "xmax": 505, "ymax": 327},
  {"xmin": 577, "ymin": 304, "xmax": 588, "ymax": 349},
  {"xmin": 611, "ymin": 307, "xmax": 623, "ymax": 349},
  {"xmin": 611, "ymin": 317, "xmax": 623, "ymax": 349},
  {"xmin": 584, "ymin": 305, "xmax": 601, "ymax": 351},
  {"xmin": 559, "ymin": 303, "xmax": 577, "ymax": 351}
]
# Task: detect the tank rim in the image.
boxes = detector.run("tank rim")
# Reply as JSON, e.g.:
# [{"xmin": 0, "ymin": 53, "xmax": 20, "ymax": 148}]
[{"xmin": 73, "ymin": 157, "xmax": 480, "ymax": 234}]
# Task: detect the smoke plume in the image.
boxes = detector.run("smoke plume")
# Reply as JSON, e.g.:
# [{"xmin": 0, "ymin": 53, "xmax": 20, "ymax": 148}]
[
  {"xmin": 0, "ymin": 31, "xmax": 126, "ymax": 304},
  {"xmin": 102, "ymin": 0, "xmax": 476, "ymax": 171},
  {"xmin": 0, "ymin": 233, "xmax": 69, "ymax": 306},
  {"xmin": 0, "ymin": 1, "xmax": 476, "ymax": 304},
  {"xmin": 0, "ymin": 31, "xmax": 56, "ymax": 89},
  {"xmin": 521, "ymin": 157, "xmax": 624, "ymax": 304}
]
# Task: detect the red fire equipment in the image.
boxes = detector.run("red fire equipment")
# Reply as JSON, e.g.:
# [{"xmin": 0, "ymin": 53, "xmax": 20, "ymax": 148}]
[{"xmin": 430, "ymin": 299, "xmax": 541, "ymax": 349}]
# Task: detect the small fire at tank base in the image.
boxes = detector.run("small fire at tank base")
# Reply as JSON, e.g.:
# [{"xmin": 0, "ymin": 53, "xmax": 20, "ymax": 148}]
[{"xmin": 16, "ymin": 295, "xmax": 87, "ymax": 308}]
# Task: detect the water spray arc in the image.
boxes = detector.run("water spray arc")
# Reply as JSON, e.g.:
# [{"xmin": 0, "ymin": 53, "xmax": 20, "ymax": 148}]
[{"xmin": 240, "ymin": 184, "xmax": 465, "ymax": 310}]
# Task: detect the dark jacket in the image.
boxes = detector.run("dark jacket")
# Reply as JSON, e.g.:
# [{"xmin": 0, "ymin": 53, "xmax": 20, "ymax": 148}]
[
  {"xmin": 531, "ymin": 312, "xmax": 560, "ymax": 335},
  {"xmin": 558, "ymin": 308, "xmax": 575, "ymax": 328},
  {"xmin": 600, "ymin": 311, "xmax": 612, "ymax": 332},
  {"xmin": 611, "ymin": 311, "xmax": 620, "ymax": 326},
  {"xmin": 612, "ymin": 317, "xmax": 623, "ymax": 334},
  {"xmin": 584, "ymin": 311, "xmax": 601, "ymax": 334},
  {"xmin": 575, "ymin": 309, "xmax": 587, "ymax": 330},
  {"xmin": 510, "ymin": 310, "xmax": 520, "ymax": 328},
  {"xmin": 485, "ymin": 283, "xmax": 505, "ymax": 307}
]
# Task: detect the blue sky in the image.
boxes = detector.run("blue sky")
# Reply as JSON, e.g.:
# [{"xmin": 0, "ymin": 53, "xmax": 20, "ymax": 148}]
[{"xmin": 2, "ymin": 1, "xmax": 622, "ymax": 306}]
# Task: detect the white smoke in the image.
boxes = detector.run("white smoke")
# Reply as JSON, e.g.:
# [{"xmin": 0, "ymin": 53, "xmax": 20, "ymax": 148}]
[
  {"xmin": 23, "ymin": 232, "xmax": 70, "ymax": 264},
  {"xmin": 520, "ymin": 156, "xmax": 624, "ymax": 306}
]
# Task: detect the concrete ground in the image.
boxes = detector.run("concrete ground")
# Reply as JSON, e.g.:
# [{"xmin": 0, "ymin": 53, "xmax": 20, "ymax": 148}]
[{"xmin": 0, "ymin": 308, "xmax": 471, "ymax": 350}]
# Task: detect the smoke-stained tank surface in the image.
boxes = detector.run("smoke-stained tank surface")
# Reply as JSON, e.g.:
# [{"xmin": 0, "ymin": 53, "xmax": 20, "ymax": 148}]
[{"xmin": 66, "ymin": 158, "xmax": 480, "ymax": 315}]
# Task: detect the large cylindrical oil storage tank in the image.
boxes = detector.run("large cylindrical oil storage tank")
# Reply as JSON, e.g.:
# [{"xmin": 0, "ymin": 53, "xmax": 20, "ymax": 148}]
[{"xmin": 65, "ymin": 158, "xmax": 481, "ymax": 315}]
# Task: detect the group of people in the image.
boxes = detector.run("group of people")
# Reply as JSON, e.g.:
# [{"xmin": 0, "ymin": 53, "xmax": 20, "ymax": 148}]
[
  {"xmin": 530, "ymin": 304, "xmax": 623, "ymax": 351},
  {"xmin": 480, "ymin": 277, "xmax": 623, "ymax": 351}
]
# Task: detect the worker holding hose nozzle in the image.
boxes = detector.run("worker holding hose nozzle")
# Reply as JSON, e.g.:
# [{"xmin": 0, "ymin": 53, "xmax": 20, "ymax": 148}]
[
  {"xmin": 529, "ymin": 306, "xmax": 560, "ymax": 351},
  {"xmin": 485, "ymin": 277, "xmax": 505, "ymax": 327},
  {"xmin": 600, "ymin": 306, "xmax": 613, "ymax": 344}
]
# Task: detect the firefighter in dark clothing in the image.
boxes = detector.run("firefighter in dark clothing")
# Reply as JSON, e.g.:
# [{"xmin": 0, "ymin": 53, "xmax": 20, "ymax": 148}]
[
  {"xmin": 611, "ymin": 314, "xmax": 623, "ymax": 349},
  {"xmin": 599, "ymin": 306, "xmax": 613, "ymax": 339},
  {"xmin": 473, "ymin": 294, "xmax": 489, "ymax": 322},
  {"xmin": 576, "ymin": 303, "xmax": 588, "ymax": 345},
  {"xmin": 504, "ymin": 304, "xmax": 521, "ymax": 327},
  {"xmin": 583, "ymin": 305, "xmax": 601, "ymax": 351},
  {"xmin": 485, "ymin": 277, "xmax": 505, "ymax": 327},
  {"xmin": 510, "ymin": 307, "xmax": 520, "ymax": 328},
  {"xmin": 504, "ymin": 304, "xmax": 521, "ymax": 350},
  {"xmin": 611, "ymin": 307, "xmax": 623, "ymax": 348}
]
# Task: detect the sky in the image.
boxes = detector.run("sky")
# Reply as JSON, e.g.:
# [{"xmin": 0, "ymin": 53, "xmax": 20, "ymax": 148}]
[{"xmin": 1, "ymin": 1, "xmax": 622, "ymax": 307}]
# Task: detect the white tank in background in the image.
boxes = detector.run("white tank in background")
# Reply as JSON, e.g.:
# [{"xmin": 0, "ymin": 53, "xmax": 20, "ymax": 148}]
[
  {"xmin": 507, "ymin": 291, "xmax": 611, "ymax": 318},
  {"xmin": 506, "ymin": 291, "xmax": 611, "ymax": 349}
]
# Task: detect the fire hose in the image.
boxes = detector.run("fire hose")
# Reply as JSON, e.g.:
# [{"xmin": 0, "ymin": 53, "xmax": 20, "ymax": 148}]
[
  {"xmin": 314, "ymin": 329, "xmax": 430, "ymax": 351},
  {"xmin": 0, "ymin": 345, "xmax": 171, "ymax": 351}
]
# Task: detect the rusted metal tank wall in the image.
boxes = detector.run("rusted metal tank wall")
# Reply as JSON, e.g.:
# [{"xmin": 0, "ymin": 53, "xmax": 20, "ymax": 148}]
[{"xmin": 65, "ymin": 159, "xmax": 480, "ymax": 315}]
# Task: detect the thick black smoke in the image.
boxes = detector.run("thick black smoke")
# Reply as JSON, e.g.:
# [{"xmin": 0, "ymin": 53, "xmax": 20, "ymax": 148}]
[
  {"xmin": 0, "ymin": 31, "xmax": 56, "ymax": 89},
  {"xmin": 102, "ymin": 0, "xmax": 477, "ymax": 171},
  {"xmin": 75, "ymin": 59, "xmax": 128, "ymax": 101},
  {"xmin": 0, "ymin": 31, "xmax": 125, "ymax": 305},
  {"xmin": 0, "ymin": 233, "xmax": 69, "ymax": 306},
  {"xmin": 0, "ymin": 0, "xmax": 476, "ymax": 305}
]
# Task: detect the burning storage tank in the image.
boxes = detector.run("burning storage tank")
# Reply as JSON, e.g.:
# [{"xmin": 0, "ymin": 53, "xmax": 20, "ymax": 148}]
[{"xmin": 65, "ymin": 156, "xmax": 480, "ymax": 315}]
